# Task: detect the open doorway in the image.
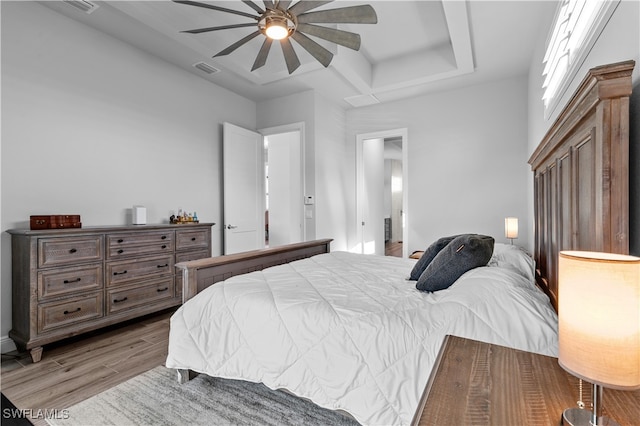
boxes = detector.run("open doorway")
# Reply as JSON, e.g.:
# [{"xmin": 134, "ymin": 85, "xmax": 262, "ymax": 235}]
[
  {"xmin": 384, "ymin": 138, "xmax": 403, "ymax": 257},
  {"xmin": 261, "ymin": 123, "xmax": 305, "ymax": 248},
  {"xmin": 356, "ymin": 128, "xmax": 408, "ymax": 257}
]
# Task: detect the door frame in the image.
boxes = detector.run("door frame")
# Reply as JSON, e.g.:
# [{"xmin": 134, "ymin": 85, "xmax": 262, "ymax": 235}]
[
  {"xmin": 356, "ymin": 128, "xmax": 409, "ymax": 257},
  {"xmin": 259, "ymin": 122, "xmax": 306, "ymax": 241}
]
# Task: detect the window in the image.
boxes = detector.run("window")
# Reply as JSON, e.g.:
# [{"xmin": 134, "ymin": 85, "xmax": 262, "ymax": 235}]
[{"xmin": 541, "ymin": 0, "xmax": 619, "ymax": 115}]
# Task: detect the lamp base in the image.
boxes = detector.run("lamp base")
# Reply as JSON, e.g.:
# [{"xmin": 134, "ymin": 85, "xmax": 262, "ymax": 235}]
[{"xmin": 562, "ymin": 408, "xmax": 620, "ymax": 426}]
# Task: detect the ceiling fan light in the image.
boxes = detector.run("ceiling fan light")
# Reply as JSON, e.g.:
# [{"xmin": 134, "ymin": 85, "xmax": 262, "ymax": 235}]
[{"xmin": 265, "ymin": 19, "xmax": 289, "ymax": 40}]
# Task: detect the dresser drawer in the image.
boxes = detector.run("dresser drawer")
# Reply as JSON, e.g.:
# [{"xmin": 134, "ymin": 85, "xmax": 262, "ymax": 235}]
[
  {"xmin": 107, "ymin": 278, "xmax": 174, "ymax": 314},
  {"xmin": 176, "ymin": 229, "xmax": 209, "ymax": 251},
  {"xmin": 106, "ymin": 254, "xmax": 174, "ymax": 287},
  {"xmin": 37, "ymin": 292, "xmax": 104, "ymax": 333},
  {"xmin": 38, "ymin": 263, "xmax": 103, "ymax": 300},
  {"xmin": 38, "ymin": 236, "xmax": 103, "ymax": 268},
  {"xmin": 175, "ymin": 249, "xmax": 210, "ymax": 264},
  {"xmin": 107, "ymin": 231, "xmax": 174, "ymax": 259}
]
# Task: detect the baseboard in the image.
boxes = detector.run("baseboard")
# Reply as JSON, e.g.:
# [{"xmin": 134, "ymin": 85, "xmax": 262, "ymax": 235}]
[{"xmin": 1, "ymin": 335, "xmax": 17, "ymax": 354}]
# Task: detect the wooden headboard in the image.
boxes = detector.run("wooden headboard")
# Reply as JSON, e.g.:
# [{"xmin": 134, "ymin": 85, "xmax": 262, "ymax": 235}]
[{"xmin": 528, "ymin": 60, "xmax": 635, "ymax": 311}]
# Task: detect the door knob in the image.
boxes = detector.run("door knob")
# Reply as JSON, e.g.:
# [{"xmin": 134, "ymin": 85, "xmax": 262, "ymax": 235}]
[{"xmin": 226, "ymin": 224, "xmax": 238, "ymax": 229}]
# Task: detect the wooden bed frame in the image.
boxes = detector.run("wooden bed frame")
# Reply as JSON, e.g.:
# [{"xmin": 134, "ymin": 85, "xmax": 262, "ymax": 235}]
[
  {"xmin": 175, "ymin": 62, "xmax": 634, "ymax": 315},
  {"xmin": 175, "ymin": 238, "xmax": 333, "ymax": 304},
  {"xmin": 171, "ymin": 61, "xmax": 634, "ymax": 391},
  {"xmin": 528, "ymin": 60, "xmax": 634, "ymax": 311}
]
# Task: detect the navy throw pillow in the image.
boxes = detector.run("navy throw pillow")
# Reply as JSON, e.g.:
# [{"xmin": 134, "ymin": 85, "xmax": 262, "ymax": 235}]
[
  {"xmin": 416, "ymin": 234, "xmax": 495, "ymax": 292},
  {"xmin": 409, "ymin": 235, "xmax": 460, "ymax": 280}
]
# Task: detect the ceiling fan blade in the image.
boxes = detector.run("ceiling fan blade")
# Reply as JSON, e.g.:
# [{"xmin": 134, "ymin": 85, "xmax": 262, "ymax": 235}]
[
  {"xmin": 263, "ymin": 0, "xmax": 275, "ymax": 9},
  {"xmin": 280, "ymin": 38, "xmax": 301, "ymax": 74},
  {"xmin": 288, "ymin": 1, "xmax": 334, "ymax": 16},
  {"xmin": 251, "ymin": 38, "xmax": 273, "ymax": 71},
  {"xmin": 173, "ymin": 0, "xmax": 258, "ymax": 20},
  {"xmin": 297, "ymin": 23, "xmax": 360, "ymax": 50},
  {"xmin": 291, "ymin": 31, "xmax": 333, "ymax": 68},
  {"xmin": 214, "ymin": 30, "xmax": 261, "ymax": 57},
  {"xmin": 276, "ymin": 0, "xmax": 292, "ymax": 11},
  {"xmin": 182, "ymin": 23, "xmax": 256, "ymax": 34},
  {"xmin": 241, "ymin": 0, "xmax": 264, "ymax": 14},
  {"xmin": 297, "ymin": 4, "xmax": 377, "ymax": 24}
]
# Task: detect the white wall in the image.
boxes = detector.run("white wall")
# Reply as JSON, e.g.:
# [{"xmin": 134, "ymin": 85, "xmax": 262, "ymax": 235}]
[
  {"xmin": 313, "ymin": 94, "xmax": 349, "ymax": 251},
  {"xmin": 347, "ymin": 76, "xmax": 531, "ymax": 253},
  {"xmin": 0, "ymin": 2, "xmax": 257, "ymax": 351},
  {"xmin": 527, "ymin": 0, "xmax": 640, "ymax": 255}
]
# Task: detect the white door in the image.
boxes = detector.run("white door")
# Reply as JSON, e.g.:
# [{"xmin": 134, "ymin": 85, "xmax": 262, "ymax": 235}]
[
  {"xmin": 362, "ymin": 138, "xmax": 385, "ymax": 255},
  {"xmin": 223, "ymin": 122, "xmax": 265, "ymax": 254}
]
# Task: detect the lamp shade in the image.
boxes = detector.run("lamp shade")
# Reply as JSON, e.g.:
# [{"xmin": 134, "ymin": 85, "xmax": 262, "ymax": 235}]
[
  {"xmin": 558, "ymin": 251, "xmax": 640, "ymax": 390},
  {"xmin": 505, "ymin": 217, "xmax": 518, "ymax": 239}
]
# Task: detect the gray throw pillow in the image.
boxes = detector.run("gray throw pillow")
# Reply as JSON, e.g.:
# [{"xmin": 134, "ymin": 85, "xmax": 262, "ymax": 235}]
[
  {"xmin": 416, "ymin": 234, "xmax": 495, "ymax": 292},
  {"xmin": 409, "ymin": 235, "xmax": 460, "ymax": 280}
]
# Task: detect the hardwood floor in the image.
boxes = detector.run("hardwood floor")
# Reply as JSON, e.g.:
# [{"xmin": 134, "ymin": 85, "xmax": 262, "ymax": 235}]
[
  {"xmin": 1, "ymin": 309, "xmax": 175, "ymax": 425},
  {"xmin": 385, "ymin": 240, "xmax": 403, "ymax": 257}
]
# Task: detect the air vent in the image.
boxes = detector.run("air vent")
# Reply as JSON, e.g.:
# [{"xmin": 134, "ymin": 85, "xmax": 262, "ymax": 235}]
[
  {"xmin": 193, "ymin": 62, "xmax": 220, "ymax": 75},
  {"xmin": 344, "ymin": 94, "xmax": 380, "ymax": 108},
  {"xmin": 63, "ymin": 0, "xmax": 99, "ymax": 14}
]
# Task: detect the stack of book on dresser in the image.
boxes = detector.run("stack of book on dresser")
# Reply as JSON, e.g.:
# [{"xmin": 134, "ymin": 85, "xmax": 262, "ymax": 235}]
[{"xmin": 30, "ymin": 215, "xmax": 81, "ymax": 230}]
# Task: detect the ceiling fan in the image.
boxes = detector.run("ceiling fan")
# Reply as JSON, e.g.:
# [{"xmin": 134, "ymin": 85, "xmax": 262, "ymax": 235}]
[{"xmin": 173, "ymin": 0, "xmax": 377, "ymax": 74}]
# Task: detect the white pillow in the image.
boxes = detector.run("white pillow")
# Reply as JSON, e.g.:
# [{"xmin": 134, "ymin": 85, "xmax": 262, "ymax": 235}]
[{"xmin": 488, "ymin": 243, "xmax": 535, "ymax": 283}]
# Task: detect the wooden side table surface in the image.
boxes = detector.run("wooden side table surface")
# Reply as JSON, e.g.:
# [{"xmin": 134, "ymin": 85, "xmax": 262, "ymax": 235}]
[{"xmin": 412, "ymin": 335, "xmax": 640, "ymax": 426}]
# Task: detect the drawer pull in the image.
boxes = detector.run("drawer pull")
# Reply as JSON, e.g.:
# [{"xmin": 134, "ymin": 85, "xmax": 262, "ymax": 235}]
[
  {"xmin": 117, "ymin": 249, "xmax": 124, "ymax": 254},
  {"xmin": 191, "ymin": 237, "xmax": 196, "ymax": 241},
  {"xmin": 63, "ymin": 278, "xmax": 82, "ymax": 284},
  {"xmin": 113, "ymin": 270, "xmax": 128, "ymax": 276},
  {"xmin": 63, "ymin": 307, "xmax": 81, "ymax": 315},
  {"xmin": 157, "ymin": 264, "xmax": 169, "ymax": 268},
  {"xmin": 113, "ymin": 297, "xmax": 128, "ymax": 303},
  {"xmin": 69, "ymin": 248, "xmax": 77, "ymax": 254},
  {"xmin": 161, "ymin": 245, "xmax": 167, "ymax": 249},
  {"xmin": 118, "ymin": 239, "xmax": 124, "ymax": 243},
  {"xmin": 161, "ymin": 235, "xmax": 167, "ymax": 240},
  {"xmin": 157, "ymin": 287, "xmax": 169, "ymax": 292}
]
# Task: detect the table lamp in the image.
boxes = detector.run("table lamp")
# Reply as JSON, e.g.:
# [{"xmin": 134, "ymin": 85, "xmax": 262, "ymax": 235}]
[
  {"xmin": 504, "ymin": 217, "xmax": 518, "ymax": 244},
  {"xmin": 558, "ymin": 251, "xmax": 640, "ymax": 426}
]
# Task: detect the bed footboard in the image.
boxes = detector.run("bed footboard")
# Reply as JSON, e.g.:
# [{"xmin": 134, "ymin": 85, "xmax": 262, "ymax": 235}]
[{"xmin": 175, "ymin": 239, "xmax": 333, "ymax": 303}]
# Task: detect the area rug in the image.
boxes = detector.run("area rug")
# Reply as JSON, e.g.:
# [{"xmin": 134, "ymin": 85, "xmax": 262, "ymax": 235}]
[{"xmin": 47, "ymin": 366, "xmax": 360, "ymax": 426}]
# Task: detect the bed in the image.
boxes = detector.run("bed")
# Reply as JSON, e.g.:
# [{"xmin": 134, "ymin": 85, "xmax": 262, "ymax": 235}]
[
  {"xmin": 167, "ymin": 243, "xmax": 557, "ymax": 425},
  {"xmin": 166, "ymin": 60, "xmax": 634, "ymax": 425}
]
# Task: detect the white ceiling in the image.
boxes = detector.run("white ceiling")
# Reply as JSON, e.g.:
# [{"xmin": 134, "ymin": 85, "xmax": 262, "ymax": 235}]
[{"xmin": 41, "ymin": 0, "xmax": 557, "ymax": 108}]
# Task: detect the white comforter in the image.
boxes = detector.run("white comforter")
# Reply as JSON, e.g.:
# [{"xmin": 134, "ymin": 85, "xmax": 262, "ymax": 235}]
[{"xmin": 166, "ymin": 251, "xmax": 558, "ymax": 425}]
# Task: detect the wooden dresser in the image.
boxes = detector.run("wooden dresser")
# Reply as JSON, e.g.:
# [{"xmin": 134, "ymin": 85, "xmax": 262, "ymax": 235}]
[{"xmin": 8, "ymin": 223, "xmax": 213, "ymax": 362}]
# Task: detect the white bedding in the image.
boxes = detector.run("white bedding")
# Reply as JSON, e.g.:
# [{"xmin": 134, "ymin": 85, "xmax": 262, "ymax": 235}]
[{"xmin": 166, "ymin": 248, "xmax": 558, "ymax": 425}]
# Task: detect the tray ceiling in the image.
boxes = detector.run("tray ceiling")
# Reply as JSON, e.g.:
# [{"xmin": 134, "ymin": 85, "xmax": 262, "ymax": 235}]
[{"xmin": 41, "ymin": 1, "xmax": 556, "ymax": 107}]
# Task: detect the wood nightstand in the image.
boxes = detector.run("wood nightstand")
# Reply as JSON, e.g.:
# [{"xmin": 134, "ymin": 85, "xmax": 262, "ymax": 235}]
[{"xmin": 411, "ymin": 335, "xmax": 640, "ymax": 426}]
